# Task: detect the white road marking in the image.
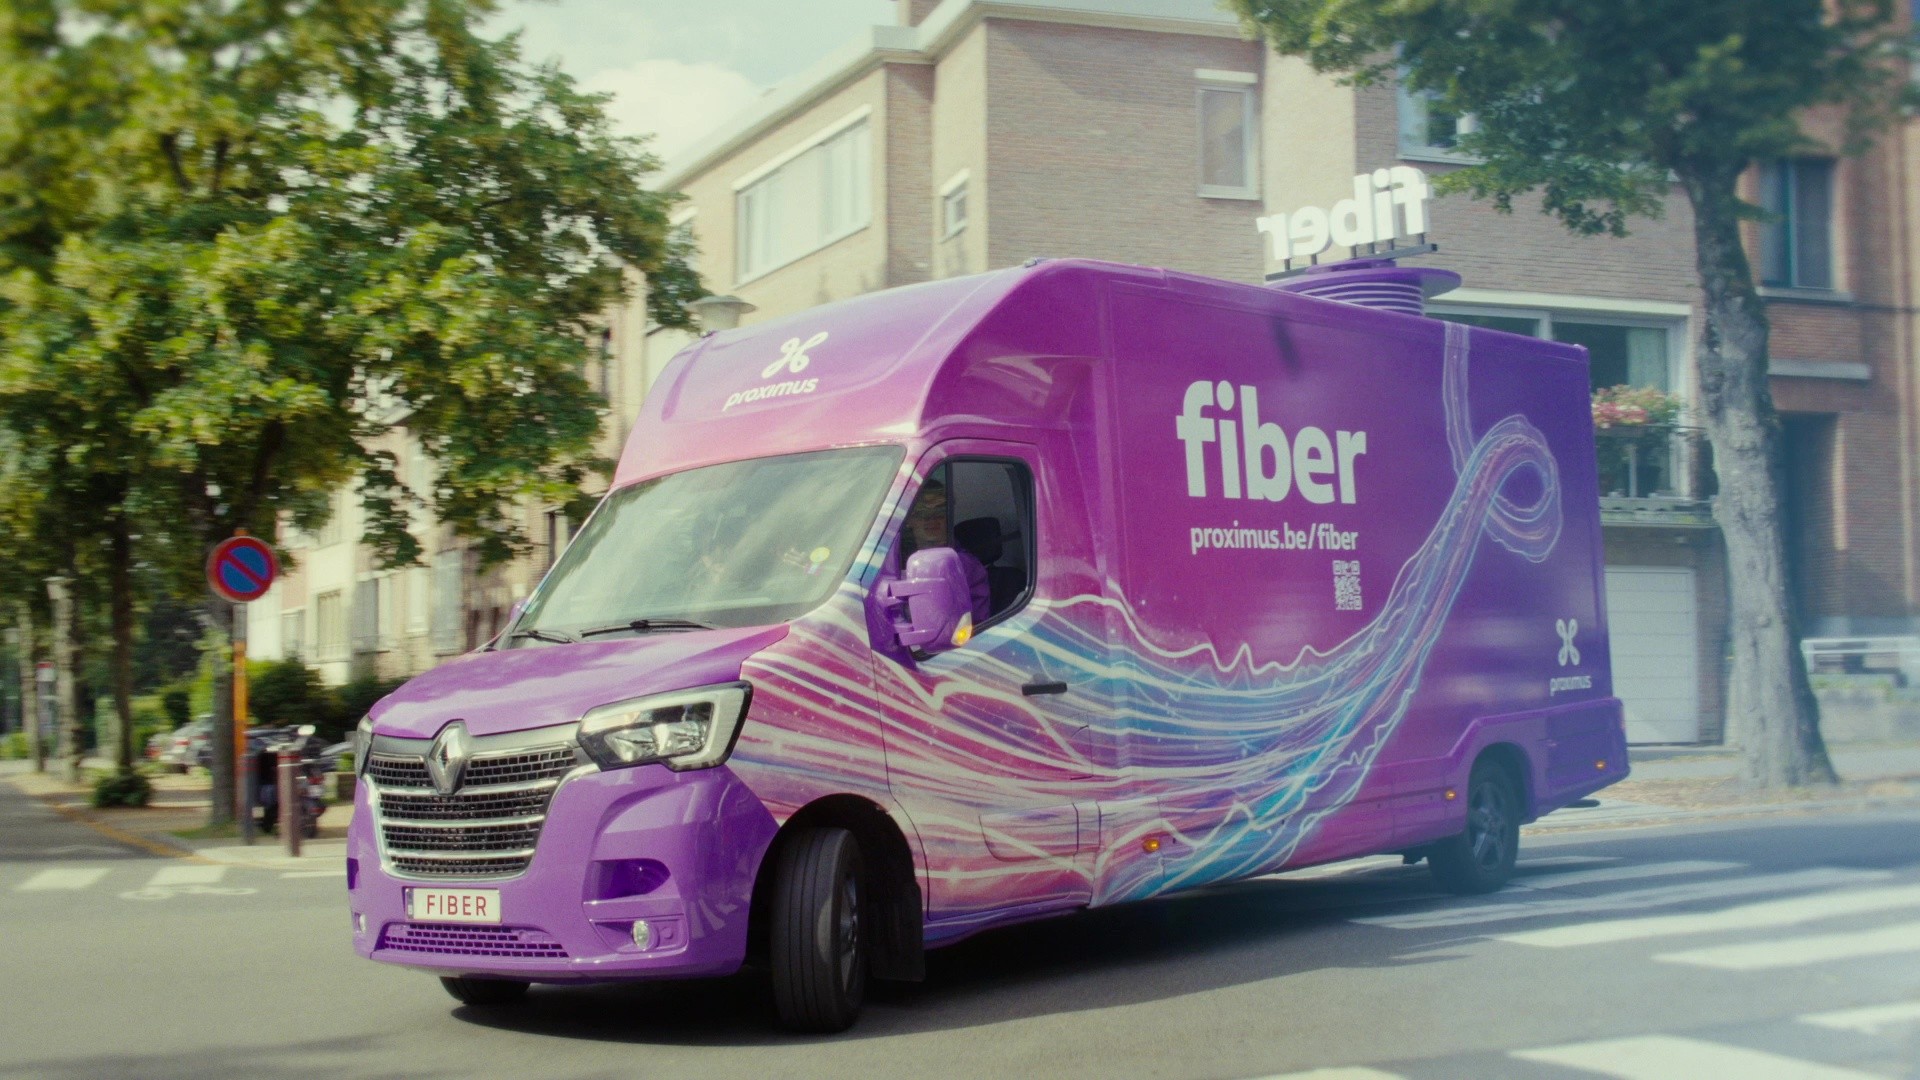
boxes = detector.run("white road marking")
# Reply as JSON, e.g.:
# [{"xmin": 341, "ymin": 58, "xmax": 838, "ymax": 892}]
[
  {"xmin": 1800, "ymin": 999, "xmax": 1920, "ymax": 1035},
  {"xmin": 1511, "ymin": 860, "xmax": 1741, "ymax": 891},
  {"xmin": 1513, "ymin": 1035, "xmax": 1883, "ymax": 1079},
  {"xmin": 1657, "ymin": 919, "xmax": 1920, "ymax": 971},
  {"xmin": 147, "ymin": 864, "xmax": 227, "ymax": 887},
  {"xmin": 1251, "ymin": 1060, "xmax": 1405, "ymax": 1068},
  {"xmin": 16, "ymin": 867, "xmax": 109, "ymax": 892},
  {"xmin": 1353, "ymin": 867, "xmax": 1888, "ymax": 931},
  {"xmin": 1499, "ymin": 883, "xmax": 1920, "ymax": 948}
]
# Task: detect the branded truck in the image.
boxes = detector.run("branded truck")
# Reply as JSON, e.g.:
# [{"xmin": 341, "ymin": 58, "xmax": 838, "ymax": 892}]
[{"xmin": 347, "ymin": 257, "xmax": 1626, "ymax": 1031}]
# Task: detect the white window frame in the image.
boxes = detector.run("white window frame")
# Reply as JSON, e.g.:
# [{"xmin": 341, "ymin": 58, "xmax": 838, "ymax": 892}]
[
  {"xmin": 939, "ymin": 170, "xmax": 969, "ymax": 239},
  {"xmin": 280, "ymin": 609, "xmax": 306, "ymax": 661},
  {"xmin": 1429, "ymin": 297, "xmax": 1689, "ymax": 407},
  {"xmin": 1195, "ymin": 73, "xmax": 1258, "ymax": 201},
  {"xmin": 1397, "ymin": 76, "xmax": 1480, "ymax": 163},
  {"xmin": 405, "ymin": 566, "xmax": 430, "ymax": 634},
  {"xmin": 733, "ymin": 107, "xmax": 873, "ymax": 285},
  {"xmin": 315, "ymin": 590, "xmax": 347, "ymax": 662},
  {"xmin": 1757, "ymin": 157, "xmax": 1837, "ymax": 292}
]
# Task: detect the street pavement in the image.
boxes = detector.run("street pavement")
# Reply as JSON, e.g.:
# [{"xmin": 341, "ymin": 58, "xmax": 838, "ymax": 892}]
[{"xmin": 3, "ymin": 778, "xmax": 1920, "ymax": 1078}]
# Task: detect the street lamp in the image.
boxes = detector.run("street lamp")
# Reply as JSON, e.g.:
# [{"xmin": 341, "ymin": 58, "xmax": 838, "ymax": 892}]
[{"xmin": 688, "ymin": 294, "xmax": 756, "ymax": 333}]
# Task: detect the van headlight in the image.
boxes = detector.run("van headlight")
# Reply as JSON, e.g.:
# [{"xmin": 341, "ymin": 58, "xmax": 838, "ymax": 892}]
[
  {"xmin": 352, "ymin": 715, "xmax": 374, "ymax": 776},
  {"xmin": 576, "ymin": 682, "xmax": 751, "ymax": 772}
]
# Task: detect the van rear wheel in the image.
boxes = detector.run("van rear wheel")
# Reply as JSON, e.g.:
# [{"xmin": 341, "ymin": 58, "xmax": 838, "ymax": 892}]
[
  {"xmin": 1428, "ymin": 762, "xmax": 1520, "ymax": 894},
  {"xmin": 439, "ymin": 976, "xmax": 529, "ymax": 1006},
  {"xmin": 770, "ymin": 826, "xmax": 867, "ymax": 1033}
]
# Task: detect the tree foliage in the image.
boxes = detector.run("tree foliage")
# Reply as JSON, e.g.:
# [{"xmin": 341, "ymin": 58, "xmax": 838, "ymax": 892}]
[{"xmin": 1229, "ymin": 0, "xmax": 1915, "ymax": 786}]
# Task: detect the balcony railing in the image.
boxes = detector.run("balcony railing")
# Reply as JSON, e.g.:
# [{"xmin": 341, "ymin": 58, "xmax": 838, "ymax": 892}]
[{"xmin": 1594, "ymin": 425, "xmax": 1716, "ymax": 526}]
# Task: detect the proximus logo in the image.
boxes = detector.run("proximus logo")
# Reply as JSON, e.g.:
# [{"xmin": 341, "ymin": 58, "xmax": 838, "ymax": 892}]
[
  {"xmin": 1556, "ymin": 618, "xmax": 1581, "ymax": 666},
  {"xmin": 761, "ymin": 331, "xmax": 828, "ymax": 379},
  {"xmin": 1176, "ymin": 380, "xmax": 1368, "ymax": 503},
  {"xmin": 724, "ymin": 331, "xmax": 827, "ymax": 411}
]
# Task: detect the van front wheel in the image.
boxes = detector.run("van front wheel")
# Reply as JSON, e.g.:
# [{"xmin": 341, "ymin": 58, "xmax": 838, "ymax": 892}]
[
  {"xmin": 770, "ymin": 826, "xmax": 867, "ymax": 1033},
  {"xmin": 1428, "ymin": 762, "xmax": 1520, "ymax": 894}
]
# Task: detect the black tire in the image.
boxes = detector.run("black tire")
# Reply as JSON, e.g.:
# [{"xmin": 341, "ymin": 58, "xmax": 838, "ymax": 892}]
[
  {"xmin": 1428, "ymin": 761, "xmax": 1521, "ymax": 894},
  {"xmin": 770, "ymin": 827, "xmax": 867, "ymax": 1033},
  {"xmin": 440, "ymin": 976, "xmax": 529, "ymax": 1006}
]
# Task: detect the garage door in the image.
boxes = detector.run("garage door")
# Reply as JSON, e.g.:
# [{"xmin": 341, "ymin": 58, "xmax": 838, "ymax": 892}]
[{"xmin": 1604, "ymin": 566, "xmax": 1701, "ymax": 743}]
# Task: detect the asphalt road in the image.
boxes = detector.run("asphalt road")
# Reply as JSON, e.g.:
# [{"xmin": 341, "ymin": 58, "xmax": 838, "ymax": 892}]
[{"xmin": 3, "ymin": 780, "xmax": 1919, "ymax": 1080}]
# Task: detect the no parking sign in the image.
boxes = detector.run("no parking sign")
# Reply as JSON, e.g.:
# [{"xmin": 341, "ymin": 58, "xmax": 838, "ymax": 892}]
[{"xmin": 206, "ymin": 534, "xmax": 279, "ymax": 604}]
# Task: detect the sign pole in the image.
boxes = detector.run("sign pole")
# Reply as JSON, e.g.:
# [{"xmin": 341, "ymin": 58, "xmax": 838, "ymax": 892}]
[{"xmin": 235, "ymin": 600, "xmax": 252, "ymax": 845}]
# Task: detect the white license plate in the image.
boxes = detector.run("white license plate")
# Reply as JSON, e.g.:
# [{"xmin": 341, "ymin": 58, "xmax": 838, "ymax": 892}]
[{"xmin": 408, "ymin": 888, "xmax": 501, "ymax": 924}]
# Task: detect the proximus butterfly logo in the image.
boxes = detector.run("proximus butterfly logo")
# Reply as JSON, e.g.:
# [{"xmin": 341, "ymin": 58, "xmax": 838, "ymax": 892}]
[{"xmin": 724, "ymin": 331, "xmax": 826, "ymax": 411}]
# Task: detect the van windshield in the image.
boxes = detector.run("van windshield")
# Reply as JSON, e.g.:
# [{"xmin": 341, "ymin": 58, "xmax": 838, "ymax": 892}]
[{"xmin": 508, "ymin": 446, "xmax": 903, "ymax": 641}]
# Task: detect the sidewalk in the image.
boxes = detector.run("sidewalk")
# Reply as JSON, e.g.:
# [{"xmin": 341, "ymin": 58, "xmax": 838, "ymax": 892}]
[
  {"xmin": 0, "ymin": 757, "xmax": 351, "ymax": 866},
  {"xmin": 1528, "ymin": 739, "xmax": 1920, "ymax": 834}
]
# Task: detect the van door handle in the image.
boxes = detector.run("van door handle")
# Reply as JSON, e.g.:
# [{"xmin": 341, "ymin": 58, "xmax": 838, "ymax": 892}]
[{"xmin": 1022, "ymin": 680, "xmax": 1068, "ymax": 696}]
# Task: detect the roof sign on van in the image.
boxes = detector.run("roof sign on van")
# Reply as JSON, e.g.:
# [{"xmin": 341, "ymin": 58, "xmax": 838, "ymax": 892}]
[{"xmin": 1256, "ymin": 167, "xmax": 1433, "ymax": 272}]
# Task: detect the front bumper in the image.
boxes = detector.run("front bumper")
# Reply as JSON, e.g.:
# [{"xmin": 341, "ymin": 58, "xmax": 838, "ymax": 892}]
[{"xmin": 349, "ymin": 762, "xmax": 778, "ymax": 981}]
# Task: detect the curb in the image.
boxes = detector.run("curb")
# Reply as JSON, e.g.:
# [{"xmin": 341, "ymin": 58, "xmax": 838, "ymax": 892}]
[
  {"xmin": 1527, "ymin": 791, "xmax": 1920, "ymax": 834},
  {"xmin": 30, "ymin": 792, "xmax": 207, "ymax": 862}
]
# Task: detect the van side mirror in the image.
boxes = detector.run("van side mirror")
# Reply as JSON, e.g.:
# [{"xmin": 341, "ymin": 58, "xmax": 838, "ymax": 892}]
[{"xmin": 879, "ymin": 548, "xmax": 976, "ymax": 653}]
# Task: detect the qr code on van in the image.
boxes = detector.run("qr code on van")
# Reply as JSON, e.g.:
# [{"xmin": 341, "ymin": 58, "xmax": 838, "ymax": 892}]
[{"xmin": 1333, "ymin": 560, "xmax": 1362, "ymax": 611}]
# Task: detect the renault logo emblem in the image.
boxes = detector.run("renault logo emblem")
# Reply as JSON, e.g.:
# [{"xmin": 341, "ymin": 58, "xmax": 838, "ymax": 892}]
[{"xmin": 425, "ymin": 722, "xmax": 472, "ymax": 795}]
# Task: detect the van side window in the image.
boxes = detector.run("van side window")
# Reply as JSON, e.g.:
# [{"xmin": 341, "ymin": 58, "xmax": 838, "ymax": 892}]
[{"xmin": 901, "ymin": 459, "xmax": 1034, "ymax": 624}]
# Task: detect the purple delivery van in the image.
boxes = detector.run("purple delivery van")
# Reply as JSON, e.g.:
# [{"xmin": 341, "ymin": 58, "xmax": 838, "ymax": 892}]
[{"xmin": 347, "ymin": 256, "xmax": 1627, "ymax": 1031}]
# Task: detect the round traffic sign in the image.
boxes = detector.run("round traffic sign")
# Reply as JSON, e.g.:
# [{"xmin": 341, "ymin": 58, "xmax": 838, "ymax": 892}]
[{"xmin": 207, "ymin": 535, "xmax": 279, "ymax": 604}]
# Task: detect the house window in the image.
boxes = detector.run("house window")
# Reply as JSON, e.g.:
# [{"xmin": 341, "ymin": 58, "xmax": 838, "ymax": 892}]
[
  {"xmin": 430, "ymin": 549, "xmax": 464, "ymax": 654},
  {"xmin": 735, "ymin": 115, "xmax": 872, "ymax": 282},
  {"xmin": 1398, "ymin": 80, "xmax": 1478, "ymax": 159},
  {"xmin": 351, "ymin": 579, "xmax": 379, "ymax": 654},
  {"xmin": 1759, "ymin": 159, "xmax": 1834, "ymax": 290},
  {"xmin": 314, "ymin": 487, "xmax": 348, "ymax": 547},
  {"xmin": 940, "ymin": 171, "xmax": 968, "ymax": 238},
  {"xmin": 315, "ymin": 591, "xmax": 346, "ymax": 662},
  {"xmin": 280, "ymin": 610, "xmax": 306, "ymax": 661},
  {"xmin": 545, "ymin": 509, "xmax": 572, "ymax": 571},
  {"xmin": 406, "ymin": 566, "xmax": 430, "ymax": 634},
  {"xmin": 1432, "ymin": 308, "xmax": 1678, "ymax": 394},
  {"xmin": 1197, "ymin": 82, "xmax": 1257, "ymax": 199}
]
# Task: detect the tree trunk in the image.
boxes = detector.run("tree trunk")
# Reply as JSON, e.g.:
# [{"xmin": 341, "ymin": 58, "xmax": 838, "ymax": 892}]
[
  {"xmin": 108, "ymin": 515, "xmax": 136, "ymax": 774},
  {"xmin": 15, "ymin": 603, "xmax": 42, "ymax": 773},
  {"xmin": 205, "ymin": 599, "xmax": 235, "ymax": 826},
  {"xmin": 1681, "ymin": 168, "xmax": 1836, "ymax": 788},
  {"xmin": 45, "ymin": 577, "xmax": 82, "ymax": 781}
]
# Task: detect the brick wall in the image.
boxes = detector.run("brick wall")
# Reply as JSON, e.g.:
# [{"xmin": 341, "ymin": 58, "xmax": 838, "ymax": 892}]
[
  {"xmin": 931, "ymin": 21, "xmax": 989, "ymax": 279},
  {"xmin": 982, "ymin": 19, "xmax": 1265, "ymax": 282}
]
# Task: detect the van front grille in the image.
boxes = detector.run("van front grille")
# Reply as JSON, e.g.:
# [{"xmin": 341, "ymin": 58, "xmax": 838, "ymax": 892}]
[{"xmin": 367, "ymin": 737, "xmax": 580, "ymax": 880}]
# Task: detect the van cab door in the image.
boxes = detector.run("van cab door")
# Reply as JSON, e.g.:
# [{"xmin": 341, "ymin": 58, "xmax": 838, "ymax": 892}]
[{"xmin": 870, "ymin": 441, "xmax": 1101, "ymax": 925}]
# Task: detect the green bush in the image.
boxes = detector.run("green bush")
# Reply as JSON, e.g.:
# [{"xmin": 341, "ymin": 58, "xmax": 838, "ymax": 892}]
[
  {"xmin": 161, "ymin": 688, "xmax": 191, "ymax": 727},
  {"xmin": 91, "ymin": 770, "xmax": 153, "ymax": 808},
  {"xmin": 251, "ymin": 658, "xmax": 331, "ymax": 731},
  {"xmin": 1, "ymin": 732, "xmax": 28, "ymax": 760},
  {"xmin": 335, "ymin": 674, "xmax": 407, "ymax": 738}
]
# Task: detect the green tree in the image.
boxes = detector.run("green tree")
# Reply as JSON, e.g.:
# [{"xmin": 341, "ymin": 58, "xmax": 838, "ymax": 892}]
[
  {"xmin": 1230, "ymin": 0, "xmax": 1915, "ymax": 786},
  {"xmin": 0, "ymin": 0, "xmax": 700, "ymax": 816}
]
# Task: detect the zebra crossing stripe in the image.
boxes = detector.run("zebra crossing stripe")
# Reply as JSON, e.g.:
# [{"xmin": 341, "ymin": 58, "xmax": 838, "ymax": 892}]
[
  {"xmin": 1511, "ymin": 860, "xmax": 1740, "ymax": 890},
  {"xmin": 1657, "ymin": 919, "xmax": 1920, "ymax": 971},
  {"xmin": 1251, "ymin": 1060, "xmax": 1405, "ymax": 1068},
  {"xmin": 1512, "ymin": 1034, "xmax": 1883, "ymax": 1079},
  {"xmin": 148, "ymin": 864, "xmax": 227, "ymax": 887},
  {"xmin": 1498, "ymin": 882, "xmax": 1920, "ymax": 948},
  {"xmin": 1800, "ymin": 1000, "xmax": 1920, "ymax": 1035},
  {"xmin": 1353, "ymin": 867, "xmax": 1888, "ymax": 931},
  {"xmin": 16, "ymin": 867, "xmax": 109, "ymax": 891}
]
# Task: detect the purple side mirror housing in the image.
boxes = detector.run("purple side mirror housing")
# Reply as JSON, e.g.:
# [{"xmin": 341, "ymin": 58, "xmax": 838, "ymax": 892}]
[{"xmin": 879, "ymin": 548, "xmax": 976, "ymax": 653}]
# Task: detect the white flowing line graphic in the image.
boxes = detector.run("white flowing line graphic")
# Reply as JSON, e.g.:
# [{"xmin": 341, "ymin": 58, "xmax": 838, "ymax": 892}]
[
  {"xmin": 1499, "ymin": 882, "xmax": 1920, "ymax": 948},
  {"xmin": 1512, "ymin": 1034, "xmax": 1883, "ymax": 1080},
  {"xmin": 16, "ymin": 867, "xmax": 109, "ymax": 891},
  {"xmin": 1656, "ymin": 919, "xmax": 1920, "ymax": 971},
  {"xmin": 1800, "ymin": 999, "xmax": 1920, "ymax": 1035},
  {"xmin": 1354, "ymin": 867, "xmax": 1888, "ymax": 931}
]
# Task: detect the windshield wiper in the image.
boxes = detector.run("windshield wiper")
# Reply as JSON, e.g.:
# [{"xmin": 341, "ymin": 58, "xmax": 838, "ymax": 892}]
[
  {"xmin": 578, "ymin": 618, "xmax": 716, "ymax": 638},
  {"xmin": 508, "ymin": 628, "xmax": 578, "ymax": 645}
]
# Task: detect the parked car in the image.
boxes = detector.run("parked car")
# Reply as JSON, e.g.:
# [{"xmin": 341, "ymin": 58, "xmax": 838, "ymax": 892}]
[{"xmin": 157, "ymin": 719, "xmax": 212, "ymax": 773}]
